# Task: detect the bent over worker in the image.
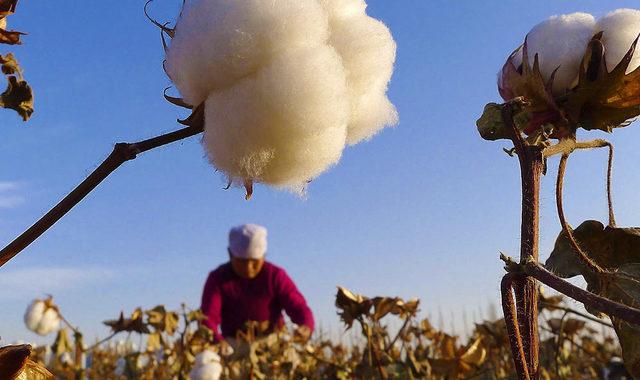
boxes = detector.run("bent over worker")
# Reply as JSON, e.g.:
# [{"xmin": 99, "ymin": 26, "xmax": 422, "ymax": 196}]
[{"xmin": 200, "ymin": 224, "xmax": 314, "ymax": 342}]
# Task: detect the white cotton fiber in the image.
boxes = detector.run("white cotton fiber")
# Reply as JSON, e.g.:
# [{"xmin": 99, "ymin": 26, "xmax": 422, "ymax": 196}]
[
  {"xmin": 166, "ymin": 0, "xmax": 397, "ymax": 193},
  {"xmin": 36, "ymin": 308, "xmax": 61, "ymax": 335},
  {"xmin": 166, "ymin": 0, "xmax": 330, "ymax": 106},
  {"xmin": 517, "ymin": 13, "xmax": 596, "ymax": 94},
  {"xmin": 321, "ymin": 0, "xmax": 367, "ymax": 19},
  {"xmin": 195, "ymin": 349, "xmax": 220, "ymax": 366},
  {"xmin": 24, "ymin": 300, "xmax": 45, "ymax": 331},
  {"xmin": 24, "ymin": 299, "xmax": 60, "ymax": 336},
  {"xmin": 595, "ymin": 9, "xmax": 640, "ymax": 73},
  {"xmin": 323, "ymin": 0, "xmax": 398, "ymax": 144},
  {"xmin": 191, "ymin": 350, "xmax": 222, "ymax": 380},
  {"xmin": 203, "ymin": 46, "xmax": 349, "ymax": 191}
]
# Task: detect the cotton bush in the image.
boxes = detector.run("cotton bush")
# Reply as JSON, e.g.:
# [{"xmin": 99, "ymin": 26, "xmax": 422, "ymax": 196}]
[
  {"xmin": 165, "ymin": 0, "xmax": 397, "ymax": 193},
  {"xmin": 595, "ymin": 9, "xmax": 640, "ymax": 73},
  {"xmin": 23, "ymin": 299, "xmax": 60, "ymax": 336}
]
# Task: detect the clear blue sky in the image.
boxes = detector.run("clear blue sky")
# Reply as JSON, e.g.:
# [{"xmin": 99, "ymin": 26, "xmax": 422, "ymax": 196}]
[{"xmin": 2, "ymin": 1, "xmax": 640, "ymax": 344}]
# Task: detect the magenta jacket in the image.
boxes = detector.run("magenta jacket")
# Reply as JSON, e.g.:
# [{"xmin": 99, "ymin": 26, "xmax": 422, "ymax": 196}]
[{"xmin": 200, "ymin": 261, "xmax": 314, "ymax": 341}]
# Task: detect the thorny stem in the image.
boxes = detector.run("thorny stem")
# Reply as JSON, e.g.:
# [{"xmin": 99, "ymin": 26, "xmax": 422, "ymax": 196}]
[
  {"xmin": 502, "ymin": 102, "xmax": 541, "ymax": 379},
  {"xmin": 501, "ymin": 274, "xmax": 531, "ymax": 380},
  {"xmin": 524, "ymin": 261, "xmax": 640, "ymax": 325},
  {"xmin": 556, "ymin": 154, "xmax": 606, "ymax": 274},
  {"xmin": 0, "ymin": 116, "xmax": 204, "ymax": 268}
]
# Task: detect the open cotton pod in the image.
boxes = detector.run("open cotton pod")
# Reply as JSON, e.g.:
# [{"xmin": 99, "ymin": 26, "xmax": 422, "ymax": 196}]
[
  {"xmin": 23, "ymin": 297, "xmax": 61, "ymax": 336},
  {"xmin": 162, "ymin": 0, "xmax": 398, "ymax": 196},
  {"xmin": 595, "ymin": 9, "xmax": 640, "ymax": 73},
  {"xmin": 483, "ymin": 9, "xmax": 640, "ymax": 144},
  {"xmin": 508, "ymin": 13, "xmax": 596, "ymax": 96}
]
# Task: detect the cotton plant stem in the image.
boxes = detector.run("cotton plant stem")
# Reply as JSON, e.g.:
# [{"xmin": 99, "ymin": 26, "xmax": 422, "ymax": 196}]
[
  {"xmin": 501, "ymin": 273, "xmax": 531, "ymax": 380},
  {"xmin": 524, "ymin": 261, "xmax": 640, "ymax": 325},
  {"xmin": 501, "ymin": 103, "xmax": 541, "ymax": 379},
  {"xmin": 605, "ymin": 142, "xmax": 616, "ymax": 227},
  {"xmin": 84, "ymin": 332, "xmax": 119, "ymax": 352},
  {"xmin": 0, "ymin": 116, "xmax": 204, "ymax": 268},
  {"xmin": 555, "ymin": 154, "xmax": 606, "ymax": 274}
]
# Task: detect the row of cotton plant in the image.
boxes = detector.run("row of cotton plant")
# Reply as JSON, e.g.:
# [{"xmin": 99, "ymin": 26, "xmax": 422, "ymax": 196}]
[{"xmin": 7, "ymin": 290, "xmax": 633, "ymax": 379}]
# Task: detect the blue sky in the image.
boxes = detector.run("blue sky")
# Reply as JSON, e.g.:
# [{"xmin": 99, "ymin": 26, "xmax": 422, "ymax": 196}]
[{"xmin": 2, "ymin": 0, "xmax": 640, "ymax": 344}]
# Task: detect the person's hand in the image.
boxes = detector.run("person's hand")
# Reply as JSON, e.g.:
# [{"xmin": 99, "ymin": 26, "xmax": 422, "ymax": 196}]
[{"xmin": 294, "ymin": 326, "xmax": 311, "ymax": 343}]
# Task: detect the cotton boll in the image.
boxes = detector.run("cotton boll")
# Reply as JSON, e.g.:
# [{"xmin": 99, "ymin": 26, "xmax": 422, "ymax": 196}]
[
  {"xmin": 203, "ymin": 46, "xmax": 349, "ymax": 191},
  {"xmin": 35, "ymin": 308, "xmax": 60, "ymax": 336},
  {"xmin": 24, "ymin": 300, "xmax": 45, "ymax": 332},
  {"xmin": 166, "ymin": 0, "xmax": 330, "ymax": 106},
  {"xmin": 595, "ymin": 9, "xmax": 640, "ymax": 73},
  {"xmin": 195, "ymin": 349, "xmax": 220, "ymax": 366},
  {"xmin": 519, "ymin": 12, "xmax": 596, "ymax": 94},
  {"xmin": 59, "ymin": 352, "xmax": 73, "ymax": 365},
  {"xmin": 326, "ymin": 13, "xmax": 398, "ymax": 144}
]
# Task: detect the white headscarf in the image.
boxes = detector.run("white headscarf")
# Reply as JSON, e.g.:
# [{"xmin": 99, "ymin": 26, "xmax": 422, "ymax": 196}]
[{"xmin": 228, "ymin": 224, "xmax": 268, "ymax": 259}]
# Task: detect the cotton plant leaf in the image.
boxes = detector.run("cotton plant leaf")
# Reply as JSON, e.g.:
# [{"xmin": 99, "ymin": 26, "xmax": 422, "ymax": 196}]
[
  {"xmin": 146, "ymin": 332, "xmax": 162, "ymax": 352},
  {"xmin": 0, "ymin": 344, "xmax": 30, "ymax": 379},
  {"xmin": 52, "ymin": 329, "xmax": 73, "ymax": 356},
  {"xmin": 103, "ymin": 308, "xmax": 151, "ymax": 334},
  {"xmin": 546, "ymin": 318, "xmax": 586, "ymax": 337},
  {"xmin": 0, "ymin": 0, "xmax": 17, "ymax": 17},
  {"xmin": 146, "ymin": 305, "xmax": 179, "ymax": 335},
  {"xmin": 371, "ymin": 296, "xmax": 418, "ymax": 321},
  {"xmin": 0, "ymin": 74, "xmax": 32, "ymax": 121},
  {"xmin": 0, "ymin": 28, "xmax": 23, "ymax": 45},
  {"xmin": 545, "ymin": 220, "xmax": 640, "ymax": 280},
  {"xmin": 335, "ymin": 287, "xmax": 372, "ymax": 329},
  {"xmin": 429, "ymin": 337, "xmax": 487, "ymax": 378}
]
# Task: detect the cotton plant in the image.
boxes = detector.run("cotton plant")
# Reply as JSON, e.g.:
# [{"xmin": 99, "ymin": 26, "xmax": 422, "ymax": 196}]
[
  {"xmin": 23, "ymin": 297, "xmax": 61, "ymax": 336},
  {"xmin": 189, "ymin": 349, "xmax": 223, "ymax": 380},
  {"xmin": 160, "ymin": 0, "xmax": 398, "ymax": 196},
  {"xmin": 476, "ymin": 8, "xmax": 640, "ymax": 379}
]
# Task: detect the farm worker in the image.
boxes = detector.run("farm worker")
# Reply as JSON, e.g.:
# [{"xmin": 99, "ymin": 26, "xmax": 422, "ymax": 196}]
[{"xmin": 200, "ymin": 224, "xmax": 314, "ymax": 343}]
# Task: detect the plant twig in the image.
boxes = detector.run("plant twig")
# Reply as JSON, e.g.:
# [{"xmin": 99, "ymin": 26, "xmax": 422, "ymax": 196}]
[
  {"xmin": 555, "ymin": 153, "xmax": 606, "ymax": 274},
  {"xmin": 385, "ymin": 316, "xmax": 411, "ymax": 352},
  {"xmin": 0, "ymin": 110, "xmax": 204, "ymax": 268},
  {"xmin": 84, "ymin": 331, "xmax": 119, "ymax": 352},
  {"xmin": 524, "ymin": 261, "xmax": 640, "ymax": 325},
  {"xmin": 539, "ymin": 302, "xmax": 613, "ymax": 328},
  {"xmin": 605, "ymin": 142, "xmax": 616, "ymax": 227}
]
